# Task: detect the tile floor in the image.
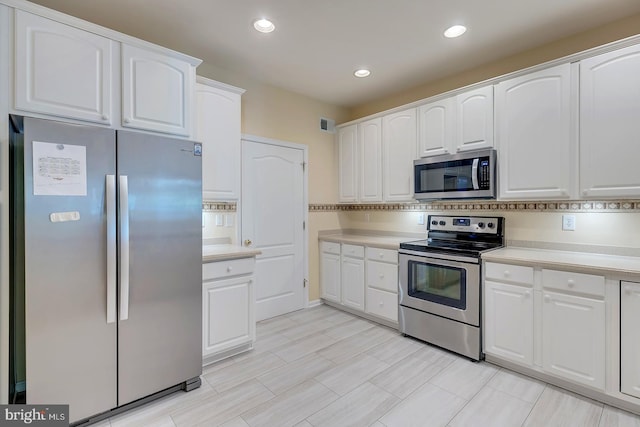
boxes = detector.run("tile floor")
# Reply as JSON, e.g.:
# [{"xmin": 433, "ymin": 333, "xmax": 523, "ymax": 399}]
[{"xmin": 100, "ymin": 304, "xmax": 640, "ymax": 427}]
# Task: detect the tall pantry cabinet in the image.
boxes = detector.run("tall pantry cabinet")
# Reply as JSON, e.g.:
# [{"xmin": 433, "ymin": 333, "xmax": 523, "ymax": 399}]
[{"xmin": 195, "ymin": 77, "xmax": 245, "ymax": 200}]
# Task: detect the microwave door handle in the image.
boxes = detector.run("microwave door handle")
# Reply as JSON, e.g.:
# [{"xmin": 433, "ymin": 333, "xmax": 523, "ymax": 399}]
[{"xmin": 471, "ymin": 158, "xmax": 480, "ymax": 190}]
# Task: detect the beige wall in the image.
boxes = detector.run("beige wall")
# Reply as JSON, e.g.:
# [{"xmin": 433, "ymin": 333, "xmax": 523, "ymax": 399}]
[{"xmin": 348, "ymin": 12, "xmax": 640, "ymax": 120}]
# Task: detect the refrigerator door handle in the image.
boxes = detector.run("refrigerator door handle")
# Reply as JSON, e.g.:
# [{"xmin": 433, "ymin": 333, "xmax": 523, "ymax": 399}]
[
  {"xmin": 119, "ymin": 175, "xmax": 130, "ymax": 321},
  {"xmin": 106, "ymin": 175, "xmax": 117, "ymax": 324}
]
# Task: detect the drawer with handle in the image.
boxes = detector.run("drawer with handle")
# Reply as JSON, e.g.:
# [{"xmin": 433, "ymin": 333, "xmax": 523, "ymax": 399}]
[
  {"xmin": 542, "ymin": 269, "xmax": 604, "ymax": 298},
  {"xmin": 485, "ymin": 262, "xmax": 534, "ymax": 285},
  {"xmin": 366, "ymin": 247, "xmax": 398, "ymax": 264},
  {"xmin": 203, "ymin": 257, "xmax": 255, "ymax": 280},
  {"xmin": 342, "ymin": 244, "xmax": 364, "ymax": 258},
  {"xmin": 367, "ymin": 260, "xmax": 398, "ymax": 293}
]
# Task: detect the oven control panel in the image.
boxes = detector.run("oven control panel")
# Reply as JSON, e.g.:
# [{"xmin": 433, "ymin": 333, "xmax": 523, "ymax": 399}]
[{"xmin": 427, "ymin": 215, "xmax": 502, "ymax": 234}]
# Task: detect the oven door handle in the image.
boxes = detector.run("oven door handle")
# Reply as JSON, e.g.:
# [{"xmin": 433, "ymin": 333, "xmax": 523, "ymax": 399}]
[{"xmin": 471, "ymin": 158, "xmax": 479, "ymax": 190}]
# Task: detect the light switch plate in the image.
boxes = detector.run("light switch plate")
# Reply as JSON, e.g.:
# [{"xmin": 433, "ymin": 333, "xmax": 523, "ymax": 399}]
[
  {"xmin": 417, "ymin": 213, "xmax": 425, "ymax": 225},
  {"xmin": 225, "ymin": 214, "xmax": 234, "ymax": 227},
  {"xmin": 562, "ymin": 214, "xmax": 576, "ymax": 231},
  {"xmin": 215, "ymin": 214, "xmax": 224, "ymax": 227}
]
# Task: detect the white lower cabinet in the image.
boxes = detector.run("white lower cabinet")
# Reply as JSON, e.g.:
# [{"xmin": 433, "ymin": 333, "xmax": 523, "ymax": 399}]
[
  {"xmin": 542, "ymin": 290, "xmax": 605, "ymax": 389},
  {"xmin": 202, "ymin": 257, "xmax": 255, "ymax": 364},
  {"xmin": 320, "ymin": 242, "xmax": 341, "ymax": 303},
  {"xmin": 320, "ymin": 241, "xmax": 398, "ymax": 325},
  {"xmin": 341, "ymin": 248, "xmax": 365, "ymax": 311},
  {"xmin": 484, "ymin": 280, "xmax": 533, "ymax": 365},
  {"xmin": 621, "ymin": 281, "xmax": 640, "ymax": 399},
  {"xmin": 484, "ymin": 262, "xmax": 606, "ymax": 391}
]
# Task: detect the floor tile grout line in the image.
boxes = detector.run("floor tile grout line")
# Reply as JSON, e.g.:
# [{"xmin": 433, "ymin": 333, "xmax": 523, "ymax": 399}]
[{"xmin": 520, "ymin": 384, "xmax": 549, "ymax": 427}]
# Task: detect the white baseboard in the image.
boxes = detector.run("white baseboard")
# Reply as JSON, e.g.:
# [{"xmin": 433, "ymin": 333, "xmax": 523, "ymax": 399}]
[{"xmin": 307, "ymin": 299, "xmax": 323, "ymax": 308}]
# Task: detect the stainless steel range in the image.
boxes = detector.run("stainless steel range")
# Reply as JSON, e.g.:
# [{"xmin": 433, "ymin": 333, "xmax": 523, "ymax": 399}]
[{"xmin": 398, "ymin": 215, "xmax": 504, "ymax": 361}]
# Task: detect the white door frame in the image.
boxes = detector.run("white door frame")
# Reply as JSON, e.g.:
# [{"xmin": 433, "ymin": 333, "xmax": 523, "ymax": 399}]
[{"xmin": 239, "ymin": 133, "xmax": 309, "ymax": 309}]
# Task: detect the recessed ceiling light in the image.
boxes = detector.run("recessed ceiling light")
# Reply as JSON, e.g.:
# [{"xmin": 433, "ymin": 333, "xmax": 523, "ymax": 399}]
[
  {"xmin": 354, "ymin": 69, "xmax": 371, "ymax": 78},
  {"xmin": 253, "ymin": 18, "xmax": 275, "ymax": 33},
  {"xmin": 444, "ymin": 25, "xmax": 467, "ymax": 38}
]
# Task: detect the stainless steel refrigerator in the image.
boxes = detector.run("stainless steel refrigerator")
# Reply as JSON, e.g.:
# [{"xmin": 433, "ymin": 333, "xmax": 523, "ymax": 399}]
[{"xmin": 9, "ymin": 115, "xmax": 202, "ymax": 424}]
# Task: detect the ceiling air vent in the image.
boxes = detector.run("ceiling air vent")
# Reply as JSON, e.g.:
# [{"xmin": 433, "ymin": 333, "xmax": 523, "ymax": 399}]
[{"xmin": 320, "ymin": 117, "xmax": 335, "ymax": 133}]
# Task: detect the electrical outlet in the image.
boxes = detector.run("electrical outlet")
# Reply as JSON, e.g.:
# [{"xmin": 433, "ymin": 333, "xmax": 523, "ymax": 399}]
[
  {"xmin": 215, "ymin": 214, "xmax": 224, "ymax": 227},
  {"xmin": 562, "ymin": 214, "xmax": 576, "ymax": 231},
  {"xmin": 225, "ymin": 214, "xmax": 234, "ymax": 227},
  {"xmin": 364, "ymin": 213, "xmax": 370, "ymax": 222},
  {"xmin": 417, "ymin": 213, "xmax": 425, "ymax": 225}
]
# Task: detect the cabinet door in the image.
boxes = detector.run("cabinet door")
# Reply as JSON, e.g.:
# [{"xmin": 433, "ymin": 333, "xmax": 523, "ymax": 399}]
[
  {"xmin": 580, "ymin": 45, "xmax": 640, "ymax": 198},
  {"xmin": 196, "ymin": 81, "xmax": 242, "ymax": 200},
  {"xmin": 320, "ymin": 252, "xmax": 341, "ymax": 303},
  {"xmin": 496, "ymin": 63, "xmax": 576, "ymax": 200},
  {"xmin": 456, "ymin": 86, "xmax": 494, "ymax": 152},
  {"xmin": 366, "ymin": 287, "xmax": 398, "ymax": 322},
  {"xmin": 341, "ymin": 256, "xmax": 364, "ymax": 311},
  {"xmin": 621, "ymin": 281, "xmax": 640, "ymax": 399},
  {"xmin": 338, "ymin": 124, "xmax": 358, "ymax": 202},
  {"xmin": 484, "ymin": 281, "xmax": 533, "ymax": 366},
  {"xmin": 383, "ymin": 108, "xmax": 417, "ymax": 201},
  {"xmin": 15, "ymin": 10, "xmax": 113, "ymax": 125},
  {"xmin": 542, "ymin": 290, "xmax": 605, "ymax": 390},
  {"xmin": 417, "ymin": 98, "xmax": 454, "ymax": 157},
  {"xmin": 203, "ymin": 275, "xmax": 255, "ymax": 357},
  {"xmin": 122, "ymin": 44, "xmax": 194, "ymax": 136},
  {"xmin": 358, "ymin": 118, "xmax": 383, "ymax": 202}
]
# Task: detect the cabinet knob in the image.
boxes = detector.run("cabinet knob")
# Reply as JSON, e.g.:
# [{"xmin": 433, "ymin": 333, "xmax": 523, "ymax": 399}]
[
  {"xmin": 244, "ymin": 239, "xmax": 252, "ymax": 246},
  {"xmin": 124, "ymin": 118, "xmax": 131, "ymax": 124},
  {"xmin": 249, "ymin": 279, "xmax": 253, "ymax": 284},
  {"xmin": 379, "ymin": 274, "xmax": 384, "ymax": 279},
  {"xmin": 379, "ymin": 253, "xmax": 384, "ymax": 258},
  {"xmin": 227, "ymin": 266, "xmax": 233, "ymax": 272},
  {"xmin": 567, "ymin": 279, "xmax": 575, "ymax": 288},
  {"xmin": 524, "ymin": 291, "xmax": 531, "ymax": 298},
  {"xmin": 503, "ymin": 270, "xmax": 510, "ymax": 277},
  {"xmin": 102, "ymin": 115, "xmax": 109, "ymax": 121},
  {"xmin": 379, "ymin": 301, "xmax": 384, "ymax": 307},
  {"xmin": 544, "ymin": 295, "xmax": 551, "ymax": 303},
  {"xmin": 625, "ymin": 286, "xmax": 633, "ymax": 295}
]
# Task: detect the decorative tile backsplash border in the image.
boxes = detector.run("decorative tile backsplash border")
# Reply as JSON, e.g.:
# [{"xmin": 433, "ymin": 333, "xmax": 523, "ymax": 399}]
[
  {"xmin": 203, "ymin": 201, "xmax": 237, "ymax": 212},
  {"xmin": 309, "ymin": 200, "xmax": 640, "ymax": 213}
]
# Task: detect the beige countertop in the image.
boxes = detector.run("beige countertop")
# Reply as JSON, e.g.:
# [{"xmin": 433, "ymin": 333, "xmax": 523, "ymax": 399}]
[
  {"xmin": 202, "ymin": 244, "xmax": 261, "ymax": 263},
  {"xmin": 483, "ymin": 246, "xmax": 640, "ymax": 278},
  {"xmin": 318, "ymin": 232, "xmax": 422, "ymax": 250}
]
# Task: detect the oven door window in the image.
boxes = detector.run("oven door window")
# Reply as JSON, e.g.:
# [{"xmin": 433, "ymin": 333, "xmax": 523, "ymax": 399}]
[{"xmin": 407, "ymin": 260, "xmax": 466, "ymax": 310}]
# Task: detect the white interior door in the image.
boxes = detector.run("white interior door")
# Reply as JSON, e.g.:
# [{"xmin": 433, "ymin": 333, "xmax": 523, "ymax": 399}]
[{"xmin": 242, "ymin": 138, "xmax": 306, "ymax": 321}]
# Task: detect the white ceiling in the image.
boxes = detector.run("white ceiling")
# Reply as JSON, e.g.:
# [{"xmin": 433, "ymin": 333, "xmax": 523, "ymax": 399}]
[{"xmin": 27, "ymin": 0, "xmax": 640, "ymax": 108}]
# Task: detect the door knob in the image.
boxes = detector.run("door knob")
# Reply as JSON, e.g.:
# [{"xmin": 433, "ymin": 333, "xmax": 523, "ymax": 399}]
[{"xmin": 244, "ymin": 239, "xmax": 252, "ymax": 246}]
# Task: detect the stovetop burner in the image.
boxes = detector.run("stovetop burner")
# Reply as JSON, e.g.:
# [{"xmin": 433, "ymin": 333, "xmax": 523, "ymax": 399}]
[{"xmin": 399, "ymin": 215, "xmax": 505, "ymax": 258}]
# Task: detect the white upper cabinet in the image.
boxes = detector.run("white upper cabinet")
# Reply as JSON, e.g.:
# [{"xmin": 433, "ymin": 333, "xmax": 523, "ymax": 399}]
[
  {"xmin": 196, "ymin": 78, "xmax": 244, "ymax": 201},
  {"xmin": 14, "ymin": 10, "xmax": 114, "ymax": 125},
  {"xmin": 122, "ymin": 44, "xmax": 195, "ymax": 136},
  {"xmin": 456, "ymin": 86, "xmax": 494, "ymax": 152},
  {"xmin": 580, "ymin": 44, "xmax": 640, "ymax": 198},
  {"xmin": 417, "ymin": 85, "xmax": 493, "ymax": 158},
  {"xmin": 496, "ymin": 63, "xmax": 577, "ymax": 200},
  {"xmin": 358, "ymin": 118, "xmax": 383, "ymax": 202},
  {"xmin": 417, "ymin": 98, "xmax": 454, "ymax": 157},
  {"xmin": 338, "ymin": 124, "xmax": 358, "ymax": 202},
  {"xmin": 383, "ymin": 108, "xmax": 416, "ymax": 201}
]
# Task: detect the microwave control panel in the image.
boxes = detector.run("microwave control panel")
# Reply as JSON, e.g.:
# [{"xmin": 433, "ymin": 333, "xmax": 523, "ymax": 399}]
[{"xmin": 478, "ymin": 158, "xmax": 491, "ymax": 189}]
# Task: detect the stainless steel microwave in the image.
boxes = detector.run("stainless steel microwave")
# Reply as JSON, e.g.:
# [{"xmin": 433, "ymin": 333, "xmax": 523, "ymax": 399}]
[{"xmin": 413, "ymin": 149, "xmax": 497, "ymax": 200}]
